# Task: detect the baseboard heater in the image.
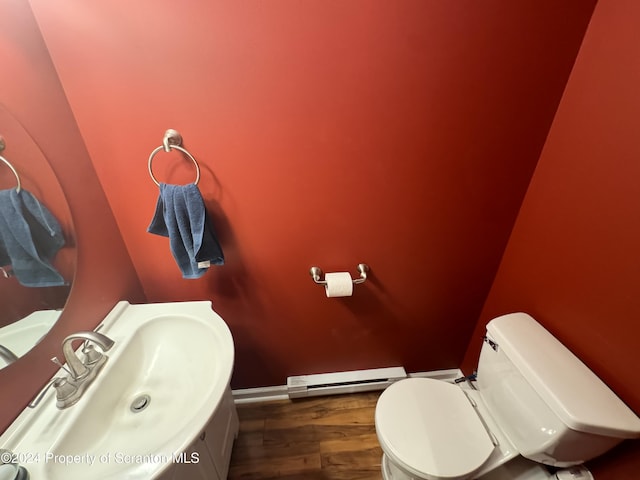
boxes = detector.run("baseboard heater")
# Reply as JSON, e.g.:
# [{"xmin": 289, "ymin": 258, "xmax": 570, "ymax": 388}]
[{"xmin": 286, "ymin": 366, "xmax": 407, "ymax": 399}]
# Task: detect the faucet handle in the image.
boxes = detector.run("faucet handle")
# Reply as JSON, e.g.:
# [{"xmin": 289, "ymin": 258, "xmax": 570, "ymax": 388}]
[
  {"xmin": 82, "ymin": 344, "xmax": 104, "ymax": 366},
  {"xmin": 28, "ymin": 376, "xmax": 76, "ymax": 408},
  {"xmin": 52, "ymin": 377, "xmax": 79, "ymax": 408}
]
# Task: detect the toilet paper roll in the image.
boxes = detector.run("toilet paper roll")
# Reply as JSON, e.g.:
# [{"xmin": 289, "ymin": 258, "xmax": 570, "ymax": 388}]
[{"xmin": 324, "ymin": 272, "xmax": 354, "ymax": 297}]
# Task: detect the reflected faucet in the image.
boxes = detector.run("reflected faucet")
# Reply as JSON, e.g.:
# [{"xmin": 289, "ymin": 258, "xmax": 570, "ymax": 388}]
[{"xmin": 0, "ymin": 344, "xmax": 18, "ymax": 364}]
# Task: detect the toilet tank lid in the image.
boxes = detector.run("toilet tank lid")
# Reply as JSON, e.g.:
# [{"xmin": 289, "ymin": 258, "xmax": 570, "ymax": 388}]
[{"xmin": 486, "ymin": 313, "xmax": 640, "ymax": 439}]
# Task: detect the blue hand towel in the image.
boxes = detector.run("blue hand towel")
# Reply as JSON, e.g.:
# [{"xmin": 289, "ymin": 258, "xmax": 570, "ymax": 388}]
[
  {"xmin": 0, "ymin": 188, "xmax": 66, "ymax": 287},
  {"xmin": 147, "ymin": 183, "xmax": 224, "ymax": 278}
]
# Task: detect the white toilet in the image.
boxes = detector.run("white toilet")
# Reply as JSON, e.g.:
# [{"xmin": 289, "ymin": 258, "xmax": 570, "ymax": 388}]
[{"xmin": 375, "ymin": 313, "xmax": 640, "ymax": 480}]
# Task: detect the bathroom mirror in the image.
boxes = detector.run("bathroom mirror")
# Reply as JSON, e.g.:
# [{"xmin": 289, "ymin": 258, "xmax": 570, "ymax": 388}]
[{"xmin": 0, "ymin": 104, "xmax": 76, "ymax": 369}]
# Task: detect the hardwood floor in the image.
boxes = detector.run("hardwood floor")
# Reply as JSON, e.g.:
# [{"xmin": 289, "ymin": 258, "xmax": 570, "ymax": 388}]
[{"xmin": 228, "ymin": 391, "xmax": 384, "ymax": 480}]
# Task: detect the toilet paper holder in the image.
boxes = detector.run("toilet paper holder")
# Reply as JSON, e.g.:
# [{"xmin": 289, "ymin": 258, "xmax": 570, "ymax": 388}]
[{"xmin": 309, "ymin": 264, "xmax": 370, "ymax": 286}]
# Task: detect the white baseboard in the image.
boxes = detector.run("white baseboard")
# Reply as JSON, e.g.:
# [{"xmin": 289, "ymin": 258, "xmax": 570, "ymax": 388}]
[
  {"xmin": 232, "ymin": 368, "xmax": 464, "ymax": 404},
  {"xmin": 232, "ymin": 385, "xmax": 289, "ymax": 404}
]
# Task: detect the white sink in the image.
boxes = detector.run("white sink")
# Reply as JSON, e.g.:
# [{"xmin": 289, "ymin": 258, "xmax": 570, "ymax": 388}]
[
  {"xmin": 0, "ymin": 301, "xmax": 235, "ymax": 480},
  {"xmin": 0, "ymin": 310, "xmax": 61, "ymax": 366}
]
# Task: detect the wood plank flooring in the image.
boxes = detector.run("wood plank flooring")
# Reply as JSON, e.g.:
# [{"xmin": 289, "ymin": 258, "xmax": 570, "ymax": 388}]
[{"xmin": 228, "ymin": 391, "xmax": 384, "ymax": 480}]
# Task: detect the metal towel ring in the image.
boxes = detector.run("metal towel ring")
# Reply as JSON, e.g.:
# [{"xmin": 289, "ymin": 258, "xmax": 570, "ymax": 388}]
[
  {"xmin": 0, "ymin": 136, "xmax": 21, "ymax": 192},
  {"xmin": 148, "ymin": 129, "xmax": 200, "ymax": 186}
]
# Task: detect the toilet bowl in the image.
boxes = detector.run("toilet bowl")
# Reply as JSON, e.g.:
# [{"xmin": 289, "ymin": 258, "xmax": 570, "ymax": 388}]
[
  {"xmin": 374, "ymin": 313, "xmax": 640, "ymax": 480},
  {"xmin": 376, "ymin": 378, "xmax": 495, "ymax": 480}
]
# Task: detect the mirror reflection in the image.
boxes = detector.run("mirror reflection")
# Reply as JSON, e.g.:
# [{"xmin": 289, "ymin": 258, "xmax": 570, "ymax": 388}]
[{"xmin": 0, "ymin": 104, "xmax": 76, "ymax": 369}]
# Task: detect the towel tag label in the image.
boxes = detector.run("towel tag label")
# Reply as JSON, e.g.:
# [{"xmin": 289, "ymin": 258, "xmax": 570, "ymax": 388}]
[{"xmin": 197, "ymin": 261, "xmax": 211, "ymax": 269}]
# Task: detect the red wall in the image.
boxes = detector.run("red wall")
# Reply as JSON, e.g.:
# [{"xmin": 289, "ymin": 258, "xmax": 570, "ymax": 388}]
[
  {"xmin": 29, "ymin": 0, "xmax": 594, "ymax": 388},
  {"xmin": 0, "ymin": 1, "xmax": 145, "ymax": 432},
  {"xmin": 461, "ymin": 0, "xmax": 640, "ymax": 476}
]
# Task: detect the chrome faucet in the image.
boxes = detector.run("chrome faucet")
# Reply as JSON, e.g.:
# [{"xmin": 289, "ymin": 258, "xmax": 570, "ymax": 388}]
[
  {"xmin": 61, "ymin": 331, "xmax": 114, "ymax": 380},
  {"xmin": 29, "ymin": 330, "xmax": 115, "ymax": 409},
  {"xmin": 0, "ymin": 343, "xmax": 19, "ymax": 364}
]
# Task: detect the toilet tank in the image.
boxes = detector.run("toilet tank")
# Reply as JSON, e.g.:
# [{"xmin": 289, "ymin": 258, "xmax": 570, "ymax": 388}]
[{"xmin": 476, "ymin": 313, "xmax": 640, "ymax": 467}]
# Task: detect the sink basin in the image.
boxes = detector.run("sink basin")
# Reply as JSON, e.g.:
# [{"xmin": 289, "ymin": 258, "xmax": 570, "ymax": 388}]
[
  {"xmin": 0, "ymin": 310, "xmax": 61, "ymax": 367},
  {"xmin": 0, "ymin": 301, "xmax": 235, "ymax": 480}
]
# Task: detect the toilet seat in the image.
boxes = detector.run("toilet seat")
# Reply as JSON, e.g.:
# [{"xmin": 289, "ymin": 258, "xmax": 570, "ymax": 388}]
[{"xmin": 375, "ymin": 378, "xmax": 496, "ymax": 479}]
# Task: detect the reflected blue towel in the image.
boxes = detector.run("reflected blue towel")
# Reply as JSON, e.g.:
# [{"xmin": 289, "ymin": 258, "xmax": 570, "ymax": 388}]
[
  {"xmin": 147, "ymin": 183, "xmax": 224, "ymax": 279},
  {"xmin": 0, "ymin": 188, "xmax": 66, "ymax": 287}
]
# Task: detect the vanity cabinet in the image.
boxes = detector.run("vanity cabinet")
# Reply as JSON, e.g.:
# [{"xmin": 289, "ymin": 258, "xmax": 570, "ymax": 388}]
[{"xmin": 158, "ymin": 385, "xmax": 239, "ymax": 480}]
